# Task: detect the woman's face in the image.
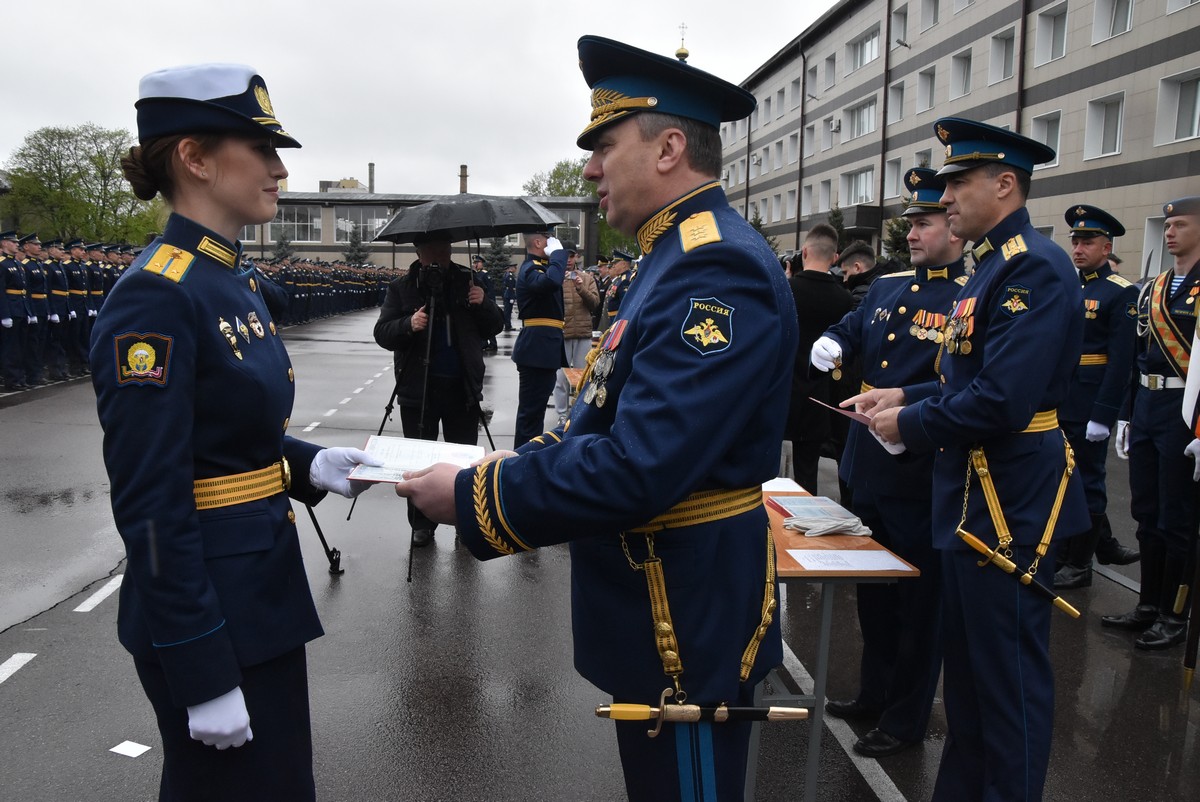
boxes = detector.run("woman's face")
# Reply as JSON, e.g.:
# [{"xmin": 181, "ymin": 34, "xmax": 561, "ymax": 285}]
[{"xmin": 207, "ymin": 137, "xmax": 288, "ymax": 230}]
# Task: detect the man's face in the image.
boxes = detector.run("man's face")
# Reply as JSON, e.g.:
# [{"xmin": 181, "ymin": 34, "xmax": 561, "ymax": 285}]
[
  {"xmin": 583, "ymin": 117, "xmax": 661, "ymax": 236},
  {"xmin": 0, "ymin": 239, "xmax": 16, "ymax": 257},
  {"xmin": 940, "ymin": 167, "xmax": 1004, "ymax": 242},
  {"xmin": 48, "ymin": 245, "xmax": 65, "ymax": 260},
  {"xmin": 567, "ymin": 252, "xmax": 579, "ymax": 268},
  {"xmin": 70, "ymin": 246, "xmax": 85, "ymax": 261},
  {"xmin": 906, "ymin": 213, "xmax": 958, "ymax": 267},
  {"xmin": 23, "ymin": 242, "xmax": 42, "ymax": 259},
  {"xmin": 415, "ymin": 239, "xmax": 452, "ymax": 268},
  {"xmin": 1165, "ymin": 213, "xmax": 1200, "ymax": 260},
  {"xmin": 1070, "ymin": 235, "xmax": 1112, "ymax": 271},
  {"xmin": 598, "ymin": 263, "xmax": 610, "ymax": 278}
]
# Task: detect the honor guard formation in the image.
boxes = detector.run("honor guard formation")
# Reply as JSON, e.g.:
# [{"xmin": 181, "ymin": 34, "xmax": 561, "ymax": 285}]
[{"xmin": 2, "ymin": 19, "xmax": 1192, "ymax": 802}]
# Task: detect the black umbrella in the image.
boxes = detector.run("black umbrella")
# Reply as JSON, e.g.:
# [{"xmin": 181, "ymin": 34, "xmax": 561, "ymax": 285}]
[{"xmin": 373, "ymin": 193, "xmax": 565, "ymax": 244}]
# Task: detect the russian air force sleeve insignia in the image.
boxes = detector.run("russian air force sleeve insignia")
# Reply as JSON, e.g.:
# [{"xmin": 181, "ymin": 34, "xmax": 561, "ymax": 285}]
[
  {"xmin": 114, "ymin": 331, "xmax": 173, "ymax": 387},
  {"xmin": 681, "ymin": 297, "xmax": 734, "ymax": 355}
]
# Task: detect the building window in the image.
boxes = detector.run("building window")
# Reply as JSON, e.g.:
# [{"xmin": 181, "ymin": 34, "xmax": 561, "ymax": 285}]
[
  {"xmin": 762, "ymin": 96, "xmax": 773, "ymax": 123},
  {"xmin": 888, "ymin": 82, "xmax": 905, "ymax": 123},
  {"xmin": 990, "ymin": 28, "xmax": 1015, "ymax": 84},
  {"xmin": 791, "ymin": 78, "xmax": 803, "ymax": 109},
  {"xmin": 774, "ymin": 140, "xmax": 784, "ymax": 171},
  {"xmin": 554, "ymin": 209, "xmax": 581, "ymax": 244},
  {"xmin": 788, "ymin": 132, "xmax": 800, "ymax": 164},
  {"xmin": 884, "ymin": 158, "xmax": 903, "ymax": 198},
  {"xmin": 806, "ymin": 65, "xmax": 818, "ymax": 93},
  {"xmin": 847, "ymin": 98, "xmax": 878, "ymax": 139},
  {"xmin": 749, "ymin": 201, "xmax": 759, "ymax": 221},
  {"xmin": 1085, "ymin": 94, "xmax": 1124, "ymax": 158},
  {"xmin": 922, "ymin": 0, "xmax": 941, "ymax": 31},
  {"xmin": 1031, "ymin": 111, "xmax": 1061, "ymax": 168},
  {"xmin": 239, "ymin": 224, "xmax": 257, "ymax": 243},
  {"xmin": 951, "ymin": 50, "xmax": 972, "ymax": 98},
  {"xmin": 954, "ymin": 0, "xmax": 974, "ymax": 9},
  {"xmin": 917, "ymin": 67, "xmax": 936, "ymax": 112},
  {"xmin": 334, "ymin": 205, "xmax": 391, "ymax": 243},
  {"xmin": 1036, "ymin": 3, "xmax": 1068, "ymax": 65},
  {"xmin": 804, "ymin": 124, "xmax": 816, "ymax": 157},
  {"xmin": 762, "ymin": 147, "xmax": 771, "ymax": 172},
  {"xmin": 842, "ymin": 167, "xmax": 875, "ymax": 205},
  {"xmin": 848, "ymin": 26, "xmax": 880, "ymax": 73},
  {"xmin": 750, "ymin": 107, "xmax": 759, "ymax": 132},
  {"xmin": 1156, "ymin": 72, "xmax": 1200, "ymax": 142},
  {"xmin": 270, "ymin": 205, "xmax": 321, "ymax": 243},
  {"xmin": 1093, "ymin": 0, "xmax": 1133, "ymax": 42},
  {"xmin": 915, "ymin": 148, "xmax": 932, "ymax": 168},
  {"xmin": 823, "ymin": 116, "xmax": 838, "ymax": 150},
  {"xmin": 773, "ymin": 194, "xmax": 784, "ymax": 223},
  {"xmin": 1168, "ymin": 0, "xmax": 1199, "ymax": 11},
  {"xmin": 892, "ymin": 6, "xmax": 909, "ymax": 47},
  {"xmin": 802, "ymin": 184, "xmax": 813, "ymax": 216},
  {"xmin": 776, "ymin": 89, "xmax": 786, "ymax": 118},
  {"xmin": 825, "ymin": 54, "xmax": 837, "ymax": 89},
  {"xmin": 786, "ymin": 189, "xmax": 797, "ymax": 219},
  {"xmin": 819, "ymin": 180, "xmax": 832, "ymax": 212}
]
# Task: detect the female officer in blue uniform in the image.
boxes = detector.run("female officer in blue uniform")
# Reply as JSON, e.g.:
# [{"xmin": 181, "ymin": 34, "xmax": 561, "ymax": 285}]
[{"xmin": 91, "ymin": 64, "xmax": 379, "ymax": 801}]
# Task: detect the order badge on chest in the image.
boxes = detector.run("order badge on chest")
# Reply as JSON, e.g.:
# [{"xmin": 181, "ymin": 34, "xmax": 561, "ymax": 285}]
[{"xmin": 584, "ymin": 319, "xmax": 627, "ymax": 408}]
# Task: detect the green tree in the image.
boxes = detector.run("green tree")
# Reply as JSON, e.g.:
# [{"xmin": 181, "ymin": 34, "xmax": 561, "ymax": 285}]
[
  {"xmin": 342, "ymin": 222, "xmax": 370, "ymax": 264},
  {"xmin": 749, "ymin": 209, "xmax": 780, "ymax": 257},
  {"xmin": 882, "ymin": 210, "xmax": 912, "ymax": 269},
  {"xmin": 827, "ymin": 205, "xmax": 849, "ymax": 251},
  {"xmin": 273, "ymin": 230, "xmax": 295, "ymax": 261},
  {"xmin": 522, "ymin": 157, "xmax": 636, "ymax": 264},
  {"xmin": 2, "ymin": 123, "xmax": 165, "ymax": 242},
  {"xmin": 482, "ymin": 236, "xmax": 511, "ymax": 291}
]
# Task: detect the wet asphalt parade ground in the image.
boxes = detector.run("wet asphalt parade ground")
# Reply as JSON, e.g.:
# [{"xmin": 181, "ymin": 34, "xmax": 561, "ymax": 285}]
[{"xmin": 1, "ymin": 308, "xmax": 1197, "ymax": 801}]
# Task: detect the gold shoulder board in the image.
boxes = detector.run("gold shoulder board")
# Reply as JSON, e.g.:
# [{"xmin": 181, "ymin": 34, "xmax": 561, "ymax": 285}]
[
  {"xmin": 955, "ymin": 275, "xmax": 969, "ymax": 285},
  {"xmin": 883, "ymin": 270, "xmax": 916, "ymax": 278},
  {"xmin": 679, "ymin": 211, "xmax": 722, "ymax": 253},
  {"xmin": 1106, "ymin": 274, "xmax": 1133, "ymax": 288},
  {"xmin": 142, "ymin": 244, "xmax": 196, "ymax": 284}
]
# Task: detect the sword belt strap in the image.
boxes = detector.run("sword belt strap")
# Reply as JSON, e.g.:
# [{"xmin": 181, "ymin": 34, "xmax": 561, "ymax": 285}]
[
  {"xmin": 522, "ymin": 317, "xmax": 565, "ymax": 329},
  {"xmin": 740, "ymin": 525, "xmax": 778, "ymax": 682},
  {"xmin": 1078, "ymin": 354, "xmax": 1108, "ymax": 366},
  {"xmin": 1021, "ymin": 410, "xmax": 1059, "ymax": 433},
  {"xmin": 193, "ymin": 459, "xmax": 291, "ymax": 510}
]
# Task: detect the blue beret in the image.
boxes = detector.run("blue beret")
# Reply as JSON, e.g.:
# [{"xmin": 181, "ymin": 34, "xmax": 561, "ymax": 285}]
[
  {"xmin": 576, "ymin": 35, "xmax": 755, "ymax": 150},
  {"xmin": 1164, "ymin": 196, "xmax": 1200, "ymax": 219},
  {"xmin": 934, "ymin": 117, "xmax": 1055, "ymax": 176},
  {"xmin": 135, "ymin": 63, "xmax": 300, "ymax": 148},
  {"xmin": 1065, "ymin": 204, "xmax": 1125, "ymax": 238},
  {"xmin": 902, "ymin": 168, "xmax": 946, "ymax": 216},
  {"xmin": 611, "ymin": 248, "xmax": 635, "ymax": 262}
]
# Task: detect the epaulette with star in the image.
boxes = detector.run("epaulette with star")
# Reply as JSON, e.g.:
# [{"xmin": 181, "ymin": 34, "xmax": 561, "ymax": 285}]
[{"xmin": 142, "ymin": 244, "xmax": 196, "ymax": 284}]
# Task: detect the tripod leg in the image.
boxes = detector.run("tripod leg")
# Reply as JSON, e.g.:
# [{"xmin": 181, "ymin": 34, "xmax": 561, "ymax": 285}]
[{"xmin": 305, "ymin": 504, "xmax": 344, "ymax": 575}]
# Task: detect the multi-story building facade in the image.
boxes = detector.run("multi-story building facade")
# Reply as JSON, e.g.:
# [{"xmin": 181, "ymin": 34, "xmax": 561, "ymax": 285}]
[{"xmin": 723, "ymin": 0, "xmax": 1200, "ymax": 274}]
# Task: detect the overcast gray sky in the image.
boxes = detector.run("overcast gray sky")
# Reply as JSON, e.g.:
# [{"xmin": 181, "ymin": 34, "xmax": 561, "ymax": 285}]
[{"xmin": 3, "ymin": 1, "xmax": 832, "ymax": 196}]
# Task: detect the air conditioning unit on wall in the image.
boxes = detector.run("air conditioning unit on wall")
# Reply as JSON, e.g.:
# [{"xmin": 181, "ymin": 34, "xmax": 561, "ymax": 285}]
[{"xmin": 830, "ymin": 119, "xmax": 841, "ymax": 133}]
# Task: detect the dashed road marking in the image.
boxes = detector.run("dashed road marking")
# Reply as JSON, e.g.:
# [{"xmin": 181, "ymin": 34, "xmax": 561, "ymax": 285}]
[
  {"xmin": 0, "ymin": 653, "xmax": 36, "ymax": 685},
  {"xmin": 74, "ymin": 575, "xmax": 123, "ymax": 612}
]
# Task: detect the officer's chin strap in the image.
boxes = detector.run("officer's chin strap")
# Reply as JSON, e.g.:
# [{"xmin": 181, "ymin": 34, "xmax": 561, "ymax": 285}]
[{"xmin": 955, "ymin": 432, "xmax": 1080, "ymax": 618}]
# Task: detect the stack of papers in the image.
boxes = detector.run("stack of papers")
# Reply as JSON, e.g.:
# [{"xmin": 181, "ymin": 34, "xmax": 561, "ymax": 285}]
[
  {"xmin": 766, "ymin": 495, "xmax": 872, "ymax": 537},
  {"xmin": 348, "ymin": 435, "xmax": 485, "ymax": 483}
]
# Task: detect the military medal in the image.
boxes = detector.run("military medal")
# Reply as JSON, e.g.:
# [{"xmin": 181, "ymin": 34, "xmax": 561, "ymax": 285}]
[
  {"xmin": 960, "ymin": 340, "xmax": 973, "ymax": 355},
  {"xmin": 236, "ymin": 316, "xmax": 250, "ymax": 343},
  {"xmin": 584, "ymin": 383, "xmax": 597, "ymax": 405},
  {"xmin": 909, "ymin": 324, "xmax": 920, "ymax": 337},
  {"xmin": 595, "ymin": 385, "xmax": 608, "ymax": 407},
  {"xmin": 831, "ymin": 367, "xmax": 843, "ymax": 381},
  {"xmin": 218, "ymin": 317, "xmax": 243, "ymax": 360},
  {"xmin": 247, "ymin": 311, "xmax": 265, "ymax": 339},
  {"xmin": 591, "ymin": 319, "xmax": 627, "ymax": 407}
]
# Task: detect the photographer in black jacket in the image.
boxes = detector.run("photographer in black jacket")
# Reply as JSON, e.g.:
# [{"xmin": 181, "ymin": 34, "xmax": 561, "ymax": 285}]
[{"xmin": 374, "ymin": 232, "xmax": 505, "ymax": 547}]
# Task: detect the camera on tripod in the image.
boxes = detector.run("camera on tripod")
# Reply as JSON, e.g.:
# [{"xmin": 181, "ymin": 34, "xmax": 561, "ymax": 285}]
[{"xmin": 417, "ymin": 261, "xmax": 473, "ymax": 304}]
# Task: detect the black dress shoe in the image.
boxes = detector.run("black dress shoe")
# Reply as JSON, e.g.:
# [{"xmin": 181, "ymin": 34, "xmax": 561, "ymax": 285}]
[
  {"xmin": 411, "ymin": 528, "xmax": 435, "ymax": 548},
  {"xmin": 1135, "ymin": 616, "xmax": 1187, "ymax": 650},
  {"xmin": 853, "ymin": 728, "xmax": 916, "ymax": 758},
  {"xmin": 1100, "ymin": 604, "xmax": 1159, "ymax": 630},
  {"xmin": 824, "ymin": 698, "xmax": 881, "ymax": 721},
  {"xmin": 1054, "ymin": 563, "xmax": 1092, "ymax": 590},
  {"xmin": 1095, "ymin": 539, "xmax": 1140, "ymax": 565}
]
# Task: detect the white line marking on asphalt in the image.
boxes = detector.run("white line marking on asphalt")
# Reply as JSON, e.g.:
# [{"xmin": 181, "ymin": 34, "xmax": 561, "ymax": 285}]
[
  {"xmin": 110, "ymin": 741, "xmax": 152, "ymax": 757},
  {"xmin": 373, "ymin": 373, "xmax": 383, "ymax": 378},
  {"xmin": 303, "ymin": 422, "xmax": 322, "ymax": 432},
  {"xmin": 324, "ymin": 409, "xmax": 338, "ymax": 417},
  {"xmin": 74, "ymin": 575, "xmax": 123, "ymax": 612},
  {"xmin": 364, "ymin": 379, "xmax": 374, "ymax": 385},
  {"xmin": 779, "ymin": 641, "xmax": 909, "ymax": 802},
  {"xmin": 353, "ymin": 387, "xmax": 364, "ymax": 394},
  {"xmin": 340, "ymin": 398, "xmax": 352, "ymax": 404},
  {"xmin": 0, "ymin": 653, "xmax": 36, "ymax": 685}
]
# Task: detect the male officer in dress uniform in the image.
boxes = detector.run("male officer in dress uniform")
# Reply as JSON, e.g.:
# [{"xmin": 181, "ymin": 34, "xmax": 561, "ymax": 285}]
[
  {"xmin": 511, "ymin": 229, "xmax": 567, "ymax": 448},
  {"xmin": 397, "ymin": 35, "xmax": 798, "ymax": 801},
  {"xmin": 1, "ymin": 230, "xmax": 32, "ymax": 391},
  {"xmin": 64, "ymin": 239, "xmax": 91, "ymax": 376},
  {"xmin": 85, "ymin": 242, "xmax": 106, "ymax": 330},
  {"xmin": 41, "ymin": 239, "xmax": 71, "ymax": 381},
  {"xmin": 851, "ymin": 118, "xmax": 1088, "ymax": 801},
  {"xmin": 1103, "ymin": 196, "xmax": 1200, "ymax": 649},
  {"xmin": 1053, "ymin": 206, "xmax": 1140, "ymax": 589},
  {"xmin": 603, "ymin": 247, "xmax": 634, "ymax": 324},
  {"xmin": 19, "ymin": 234, "xmax": 47, "ymax": 386},
  {"xmin": 812, "ymin": 168, "xmax": 964, "ymax": 757}
]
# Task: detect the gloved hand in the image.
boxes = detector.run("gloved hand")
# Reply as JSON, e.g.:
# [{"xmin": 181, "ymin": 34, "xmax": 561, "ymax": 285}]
[
  {"xmin": 27, "ymin": 316, "xmax": 37, "ymax": 324},
  {"xmin": 1, "ymin": 318, "xmax": 11, "ymax": 329},
  {"xmin": 1114, "ymin": 420, "xmax": 1130, "ymax": 460},
  {"xmin": 69, "ymin": 310, "xmax": 77, "ymax": 320},
  {"xmin": 544, "ymin": 236, "xmax": 564, "ymax": 255},
  {"xmin": 1185, "ymin": 438, "xmax": 1200, "ymax": 482},
  {"xmin": 810, "ymin": 336, "xmax": 842, "ymax": 372},
  {"xmin": 187, "ymin": 686, "xmax": 252, "ymax": 749},
  {"xmin": 309, "ymin": 447, "xmax": 384, "ymax": 498},
  {"xmin": 1085, "ymin": 420, "xmax": 1110, "ymax": 442},
  {"xmin": 49, "ymin": 313, "xmax": 60, "ymax": 323},
  {"xmin": 88, "ymin": 309, "xmax": 97, "ymax": 318}
]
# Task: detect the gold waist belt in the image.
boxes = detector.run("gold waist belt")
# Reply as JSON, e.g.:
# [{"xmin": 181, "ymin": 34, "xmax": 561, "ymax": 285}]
[
  {"xmin": 523, "ymin": 317, "xmax": 565, "ymax": 329},
  {"xmin": 51, "ymin": 290, "xmax": 69, "ymax": 296},
  {"xmin": 30, "ymin": 293, "xmax": 47, "ymax": 299},
  {"xmin": 1021, "ymin": 410, "xmax": 1058, "ymax": 433},
  {"xmin": 69, "ymin": 290, "xmax": 86, "ymax": 295},
  {"xmin": 5, "ymin": 289, "xmax": 23, "ymax": 295},
  {"xmin": 629, "ymin": 487, "xmax": 763, "ymax": 533},
  {"xmin": 1078, "ymin": 354, "xmax": 1108, "ymax": 366},
  {"xmin": 193, "ymin": 459, "xmax": 291, "ymax": 510},
  {"xmin": 861, "ymin": 381, "xmax": 874, "ymax": 393}
]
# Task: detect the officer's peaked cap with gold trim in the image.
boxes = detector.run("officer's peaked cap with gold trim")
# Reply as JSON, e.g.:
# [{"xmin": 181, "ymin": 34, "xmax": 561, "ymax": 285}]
[
  {"xmin": 1064, "ymin": 204, "xmax": 1124, "ymax": 238},
  {"xmin": 933, "ymin": 116, "xmax": 1054, "ymax": 176},
  {"xmin": 135, "ymin": 63, "xmax": 301, "ymax": 148},
  {"xmin": 902, "ymin": 167, "xmax": 946, "ymax": 216},
  {"xmin": 576, "ymin": 35, "xmax": 755, "ymax": 150},
  {"xmin": 1163, "ymin": 196, "xmax": 1200, "ymax": 219}
]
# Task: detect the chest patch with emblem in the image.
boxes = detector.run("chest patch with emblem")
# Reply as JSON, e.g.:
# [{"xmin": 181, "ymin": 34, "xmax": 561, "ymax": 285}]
[{"xmin": 681, "ymin": 297, "xmax": 734, "ymax": 355}]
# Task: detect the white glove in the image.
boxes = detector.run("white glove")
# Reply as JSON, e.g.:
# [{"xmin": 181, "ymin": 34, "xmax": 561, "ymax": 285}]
[
  {"xmin": 810, "ymin": 336, "xmax": 842, "ymax": 372},
  {"xmin": 27, "ymin": 316, "xmax": 37, "ymax": 324},
  {"xmin": 49, "ymin": 313, "xmax": 60, "ymax": 323},
  {"xmin": 1114, "ymin": 420, "xmax": 1130, "ymax": 460},
  {"xmin": 1, "ymin": 318, "xmax": 11, "ymax": 329},
  {"xmin": 69, "ymin": 310, "xmax": 77, "ymax": 320},
  {"xmin": 88, "ymin": 309, "xmax": 97, "ymax": 318},
  {"xmin": 544, "ymin": 236, "xmax": 564, "ymax": 255},
  {"xmin": 187, "ymin": 686, "xmax": 252, "ymax": 749},
  {"xmin": 1085, "ymin": 420, "xmax": 1110, "ymax": 442},
  {"xmin": 308, "ymin": 446, "xmax": 384, "ymax": 498},
  {"xmin": 1185, "ymin": 438, "xmax": 1200, "ymax": 482}
]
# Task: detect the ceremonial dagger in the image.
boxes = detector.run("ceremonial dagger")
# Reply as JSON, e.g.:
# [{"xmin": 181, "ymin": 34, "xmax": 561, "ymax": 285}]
[
  {"xmin": 956, "ymin": 528, "xmax": 1080, "ymax": 618},
  {"xmin": 596, "ymin": 689, "xmax": 807, "ymax": 737}
]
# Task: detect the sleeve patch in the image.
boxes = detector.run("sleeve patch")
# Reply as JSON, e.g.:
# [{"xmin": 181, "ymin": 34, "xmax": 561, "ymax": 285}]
[
  {"xmin": 681, "ymin": 296, "xmax": 734, "ymax": 355},
  {"xmin": 114, "ymin": 331, "xmax": 173, "ymax": 387},
  {"xmin": 678, "ymin": 212, "xmax": 722, "ymax": 253},
  {"xmin": 142, "ymin": 244, "xmax": 195, "ymax": 283},
  {"xmin": 999, "ymin": 285, "xmax": 1031, "ymax": 316}
]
